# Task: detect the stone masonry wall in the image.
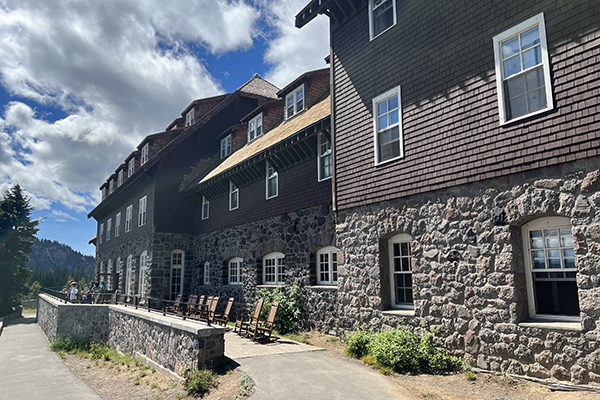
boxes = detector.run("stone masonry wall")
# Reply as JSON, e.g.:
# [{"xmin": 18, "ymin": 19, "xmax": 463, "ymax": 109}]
[{"xmin": 335, "ymin": 157, "xmax": 600, "ymax": 384}]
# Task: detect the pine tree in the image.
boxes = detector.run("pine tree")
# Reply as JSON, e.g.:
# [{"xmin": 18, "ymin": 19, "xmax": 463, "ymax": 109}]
[{"xmin": 0, "ymin": 184, "xmax": 39, "ymax": 316}]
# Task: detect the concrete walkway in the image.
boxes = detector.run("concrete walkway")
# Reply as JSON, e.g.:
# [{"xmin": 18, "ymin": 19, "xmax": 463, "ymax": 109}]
[{"xmin": 0, "ymin": 314, "xmax": 102, "ymax": 400}]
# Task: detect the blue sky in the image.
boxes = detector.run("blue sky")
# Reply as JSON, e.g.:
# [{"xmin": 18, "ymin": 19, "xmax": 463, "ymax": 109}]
[{"xmin": 0, "ymin": 0, "xmax": 329, "ymax": 256}]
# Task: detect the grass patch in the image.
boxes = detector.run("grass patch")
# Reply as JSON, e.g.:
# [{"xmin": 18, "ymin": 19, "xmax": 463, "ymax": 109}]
[
  {"xmin": 285, "ymin": 332, "xmax": 311, "ymax": 345},
  {"xmin": 182, "ymin": 368, "xmax": 218, "ymax": 396}
]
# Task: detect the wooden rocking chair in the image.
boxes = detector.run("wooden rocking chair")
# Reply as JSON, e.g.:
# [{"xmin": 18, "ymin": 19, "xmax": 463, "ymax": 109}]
[
  {"xmin": 234, "ymin": 298, "xmax": 264, "ymax": 336},
  {"xmin": 213, "ymin": 297, "xmax": 235, "ymax": 326},
  {"xmin": 166, "ymin": 294, "xmax": 183, "ymax": 314},
  {"xmin": 186, "ymin": 295, "xmax": 198, "ymax": 318},
  {"xmin": 199, "ymin": 296, "xmax": 220, "ymax": 323},
  {"xmin": 247, "ymin": 301, "xmax": 279, "ymax": 342}
]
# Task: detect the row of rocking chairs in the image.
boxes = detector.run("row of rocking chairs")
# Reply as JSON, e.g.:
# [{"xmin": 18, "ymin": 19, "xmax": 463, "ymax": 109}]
[
  {"xmin": 233, "ymin": 298, "xmax": 279, "ymax": 342},
  {"xmin": 166, "ymin": 294, "xmax": 234, "ymax": 326}
]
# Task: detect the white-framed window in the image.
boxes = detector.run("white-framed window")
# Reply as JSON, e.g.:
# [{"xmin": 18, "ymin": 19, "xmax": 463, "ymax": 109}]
[
  {"xmin": 125, "ymin": 205, "xmax": 133, "ymax": 232},
  {"xmin": 266, "ymin": 161, "xmax": 278, "ymax": 199},
  {"xmin": 228, "ymin": 257, "xmax": 243, "ymax": 285},
  {"xmin": 202, "ymin": 196, "xmax": 209, "ymax": 220},
  {"xmin": 116, "ymin": 257, "xmax": 122, "ymax": 274},
  {"xmin": 263, "ymin": 252, "xmax": 285, "ymax": 285},
  {"xmin": 389, "ymin": 233, "xmax": 413, "ymax": 309},
  {"xmin": 170, "ymin": 250, "xmax": 184, "ymax": 299},
  {"xmin": 125, "ymin": 254, "xmax": 133, "ymax": 296},
  {"xmin": 99, "ymin": 223, "xmax": 104, "ymax": 244},
  {"xmin": 220, "ymin": 134, "xmax": 232, "ymax": 159},
  {"xmin": 102, "ymin": 186, "xmax": 107, "ymax": 200},
  {"xmin": 186, "ymin": 108, "xmax": 195, "ymax": 127},
  {"xmin": 373, "ymin": 86, "xmax": 403, "ymax": 165},
  {"xmin": 229, "ymin": 181, "xmax": 239, "ymax": 210},
  {"xmin": 115, "ymin": 212, "xmax": 121, "ymax": 238},
  {"xmin": 108, "ymin": 179, "xmax": 114, "ymax": 195},
  {"xmin": 248, "ymin": 113, "xmax": 263, "ymax": 141},
  {"xmin": 117, "ymin": 170, "xmax": 123, "ymax": 187},
  {"xmin": 203, "ymin": 261, "xmax": 210, "ymax": 286},
  {"xmin": 139, "ymin": 251, "xmax": 148, "ymax": 298},
  {"xmin": 522, "ymin": 217, "xmax": 579, "ymax": 321},
  {"xmin": 138, "ymin": 195, "xmax": 147, "ymax": 227},
  {"xmin": 128, "ymin": 158, "xmax": 135, "ymax": 177},
  {"xmin": 106, "ymin": 259, "xmax": 112, "ymax": 288},
  {"xmin": 318, "ymin": 132, "xmax": 332, "ymax": 181},
  {"xmin": 106, "ymin": 218, "xmax": 112, "ymax": 241},
  {"xmin": 317, "ymin": 246, "xmax": 338, "ymax": 285},
  {"xmin": 285, "ymin": 84, "xmax": 305, "ymax": 119},
  {"xmin": 141, "ymin": 143, "xmax": 149, "ymax": 165},
  {"xmin": 493, "ymin": 13, "xmax": 553, "ymax": 125},
  {"xmin": 369, "ymin": 0, "xmax": 397, "ymax": 40}
]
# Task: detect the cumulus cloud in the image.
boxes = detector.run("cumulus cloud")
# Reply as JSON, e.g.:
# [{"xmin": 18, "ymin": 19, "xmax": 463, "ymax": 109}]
[{"xmin": 51, "ymin": 210, "xmax": 79, "ymax": 222}]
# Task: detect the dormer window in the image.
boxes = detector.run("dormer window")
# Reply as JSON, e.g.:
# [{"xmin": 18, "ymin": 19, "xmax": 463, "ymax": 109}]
[
  {"xmin": 248, "ymin": 113, "xmax": 263, "ymax": 141},
  {"xmin": 128, "ymin": 158, "xmax": 135, "ymax": 177},
  {"xmin": 286, "ymin": 84, "xmax": 305, "ymax": 119},
  {"xmin": 186, "ymin": 108, "xmax": 195, "ymax": 127},
  {"xmin": 220, "ymin": 134, "xmax": 232, "ymax": 159},
  {"xmin": 141, "ymin": 143, "xmax": 149, "ymax": 165},
  {"xmin": 108, "ymin": 179, "xmax": 114, "ymax": 194},
  {"xmin": 117, "ymin": 170, "xmax": 123, "ymax": 187},
  {"xmin": 102, "ymin": 186, "xmax": 107, "ymax": 200}
]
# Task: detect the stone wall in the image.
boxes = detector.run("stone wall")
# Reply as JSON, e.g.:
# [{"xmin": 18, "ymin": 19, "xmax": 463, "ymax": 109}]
[{"xmin": 335, "ymin": 158, "xmax": 600, "ymax": 384}]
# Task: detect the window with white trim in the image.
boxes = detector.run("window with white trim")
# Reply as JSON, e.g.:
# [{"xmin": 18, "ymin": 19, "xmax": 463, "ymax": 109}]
[
  {"xmin": 229, "ymin": 181, "xmax": 239, "ymax": 210},
  {"xmin": 106, "ymin": 218, "xmax": 112, "ymax": 241},
  {"xmin": 220, "ymin": 134, "xmax": 232, "ymax": 159},
  {"xmin": 125, "ymin": 205, "xmax": 133, "ymax": 232},
  {"xmin": 108, "ymin": 179, "xmax": 114, "ymax": 194},
  {"xmin": 138, "ymin": 196, "xmax": 147, "ymax": 227},
  {"xmin": 493, "ymin": 13, "xmax": 553, "ymax": 124},
  {"xmin": 170, "ymin": 250, "xmax": 184, "ymax": 299},
  {"xmin": 116, "ymin": 257, "xmax": 122, "ymax": 274},
  {"xmin": 139, "ymin": 251, "xmax": 148, "ymax": 297},
  {"xmin": 266, "ymin": 162, "xmax": 278, "ymax": 199},
  {"xmin": 106, "ymin": 259, "xmax": 112, "ymax": 288},
  {"xmin": 128, "ymin": 158, "xmax": 135, "ymax": 177},
  {"xmin": 99, "ymin": 223, "xmax": 104, "ymax": 244},
  {"xmin": 263, "ymin": 252, "xmax": 285, "ymax": 285},
  {"xmin": 317, "ymin": 246, "xmax": 338, "ymax": 285},
  {"xmin": 318, "ymin": 132, "xmax": 332, "ymax": 181},
  {"xmin": 522, "ymin": 217, "xmax": 579, "ymax": 320},
  {"xmin": 248, "ymin": 113, "xmax": 263, "ymax": 141},
  {"xmin": 285, "ymin": 85, "xmax": 304, "ymax": 119},
  {"xmin": 228, "ymin": 257, "xmax": 243, "ymax": 285},
  {"xmin": 186, "ymin": 108, "xmax": 195, "ymax": 127},
  {"xmin": 141, "ymin": 143, "xmax": 149, "ymax": 165},
  {"xmin": 117, "ymin": 170, "xmax": 123, "ymax": 187},
  {"xmin": 115, "ymin": 212, "xmax": 121, "ymax": 237},
  {"xmin": 125, "ymin": 254, "xmax": 133, "ymax": 296},
  {"xmin": 202, "ymin": 196, "xmax": 209, "ymax": 220},
  {"xmin": 389, "ymin": 233, "xmax": 413, "ymax": 309},
  {"xmin": 203, "ymin": 261, "xmax": 210, "ymax": 286},
  {"xmin": 369, "ymin": 0, "xmax": 396, "ymax": 40},
  {"xmin": 102, "ymin": 186, "xmax": 107, "ymax": 200},
  {"xmin": 373, "ymin": 86, "xmax": 403, "ymax": 165}
]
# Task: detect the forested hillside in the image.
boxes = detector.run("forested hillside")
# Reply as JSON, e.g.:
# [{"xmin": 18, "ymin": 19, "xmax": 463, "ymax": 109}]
[{"xmin": 27, "ymin": 238, "xmax": 95, "ymax": 277}]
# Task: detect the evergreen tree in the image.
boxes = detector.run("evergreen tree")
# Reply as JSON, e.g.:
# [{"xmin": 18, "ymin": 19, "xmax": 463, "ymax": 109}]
[{"xmin": 0, "ymin": 184, "xmax": 39, "ymax": 316}]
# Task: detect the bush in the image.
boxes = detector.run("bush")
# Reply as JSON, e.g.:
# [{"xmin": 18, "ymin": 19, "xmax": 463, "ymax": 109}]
[
  {"xmin": 182, "ymin": 368, "xmax": 218, "ymax": 396},
  {"xmin": 256, "ymin": 284, "xmax": 302, "ymax": 335},
  {"xmin": 344, "ymin": 326, "xmax": 373, "ymax": 359},
  {"xmin": 49, "ymin": 335, "xmax": 90, "ymax": 353}
]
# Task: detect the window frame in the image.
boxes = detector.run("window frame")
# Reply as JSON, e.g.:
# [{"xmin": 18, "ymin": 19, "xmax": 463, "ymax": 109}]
[
  {"xmin": 285, "ymin": 84, "xmax": 305, "ymax": 120},
  {"xmin": 125, "ymin": 205, "xmax": 133, "ymax": 233},
  {"xmin": 106, "ymin": 218, "xmax": 112, "ymax": 241},
  {"xmin": 368, "ymin": 0, "xmax": 397, "ymax": 41},
  {"xmin": 170, "ymin": 250, "xmax": 184, "ymax": 299},
  {"xmin": 202, "ymin": 196, "xmax": 209, "ymax": 220},
  {"xmin": 186, "ymin": 108, "xmax": 195, "ymax": 127},
  {"xmin": 266, "ymin": 161, "xmax": 278, "ymax": 199},
  {"xmin": 138, "ymin": 196, "xmax": 147, "ymax": 227},
  {"xmin": 102, "ymin": 186, "xmax": 107, "ymax": 200},
  {"xmin": 141, "ymin": 143, "xmax": 149, "ymax": 165},
  {"xmin": 203, "ymin": 261, "xmax": 210, "ymax": 286},
  {"xmin": 228, "ymin": 257, "xmax": 243, "ymax": 285},
  {"xmin": 108, "ymin": 179, "xmax": 114, "ymax": 195},
  {"xmin": 318, "ymin": 132, "xmax": 332, "ymax": 181},
  {"xmin": 317, "ymin": 246, "xmax": 338, "ymax": 285},
  {"xmin": 139, "ymin": 251, "xmax": 148, "ymax": 298},
  {"xmin": 493, "ymin": 13, "xmax": 553, "ymax": 125},
  {"xmin": 373, "ymin": 86, "xmax": 404, "ymax": 166},
  {"xmin": 99, "ymin": 223, "xmax": 104, "ymax": 244},
  {"xmin": 220, "ymin": 134, "xmax": 232, "ymax": 159},
  {"xmin": 115, "ymin": 212, "xmax": 121, "ymax": 238},
  {"xmin": 521, "ymin": 216, "xmax": 579, "ymax": 322},
  {"xmin": 263, "ymin": 252, "xmax": 285, "ymax": 285},
  {"xmin": 229, "ymin": 181, "xmax": 239, "ymax": 211},
  {"xmin": 248, "ymin": 113, "xmax": 263, "ymax": 142},
  {"xmin": 388, "ymin": 233, "xmax": 414, "ymax": 310},
  {"xmin": 117, "ymin": 170, "xmax": 123, "ymax": 187},
  {"xmin": 128, "ymin": 158, "xmax": 135, "ymax": 177},
  {"xmin": 124, "ymin": 254, "xmax": 133, "ymax": 296}
]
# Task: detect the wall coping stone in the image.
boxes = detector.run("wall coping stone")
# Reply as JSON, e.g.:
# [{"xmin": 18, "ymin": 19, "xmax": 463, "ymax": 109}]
[
  {"xmin": 518, "ymin": 321, "xmax": 582, "ymax": 331},
  {"xmin": 308, "ymin": 285, "xmax": 338, "ymax": 291},
  {"xmin": 382, "ymin": 309, "xmax": 415, "ymax": 317}
]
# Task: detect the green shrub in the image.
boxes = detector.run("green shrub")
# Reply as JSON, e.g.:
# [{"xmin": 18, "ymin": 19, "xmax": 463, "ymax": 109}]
[
  {"xmin": 256, "ymin": 284, "xmax": 302, "ymax": 335},
  {"xmin": 238, "ymin": 374, "xmax": 254, "ymax": 397},
  {"xmin": 344, "ymin": 326, "xmax": 373, "ymax": 359},
  {"xmin": 49, "ymin": 335, "xmax": 90, "ymax": 353},
  {"xmin": 182, "ymin": 368, "xmax": 218, "ymax": 396}
]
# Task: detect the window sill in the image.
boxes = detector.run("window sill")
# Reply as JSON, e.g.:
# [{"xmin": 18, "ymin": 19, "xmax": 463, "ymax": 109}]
[
  {"xmin": 257, "ymin": 284, "xmax": 284, "ymax": 289},
  {"xmin": 225, "ymin": 284, "xmax": 243, "ymax": 287},
  {"xmin": 518, "ymin": 319, "xmax": 581, "ymax": 331},
  {"xmin": 309, "ymin": 285, "xmax": 337, "ymax": 290},
  {"xmin": 382, "ymin": 309, "xmax": 415, "ymax": 317}
]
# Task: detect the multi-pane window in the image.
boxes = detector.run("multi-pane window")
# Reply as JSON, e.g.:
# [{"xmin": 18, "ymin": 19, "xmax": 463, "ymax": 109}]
[
  {"xmin": 99, "ymin": 223, "xmax": 104, "ymax": 244},
  {"xmin": 125, "ymin": 205, "xmax": 133, "ymax": 232},
  {"xmin": 373, "ymin": 86, "xmax": 403, "ymax": 164},
  {"xmin": 106, "ymin": 218, "xmax": 112, "ymax": 241},
  {"xmin": 203, "ymin": 261, "xmax": 210, "ymax": 286},
  {"xmin": 125, "ymin": 254, "xmax": 133, "ymax": 296},
  {"xmin": 138, "ymin": 196, "xmax": 147, "ymax": 227},
  {"xmin": 388, "ymin": 234, "xmax": 413, "ymax": 309},
  {"xmin": 115, "ymin": 212, "xmax": 121, "ymax": 237},
  {"xmin": 229, "ymin": 181, "xmax": 239, "ymax": 210},
  {"xmin": 141, "ymin": 143, "xmax": 149, "ymax": 165},
  {"xmin": 263, "ymin": 252, "xmax": 285, "ymax": 285},
  {"xmin": 202, "ymin": 196, "xmax": 209, "ymax": 220},
  {"xmin": 370, "ymin": 0, "xmax": 396, "ymax": 40},
  {"xmin": 117, "ymin": 170, "xmax": 123, "ymax": 187},
  {"xmin": 522, "ymin": 217, "xmax": 579, "ymax": 319},
  {"xmin": 170, "ymin": 250, "xmax": 184, "ymax": 299},
  {"xmin": 108, "ymin": 179, "xmax": 114, "ymax": 194},
  {"xmin": 493, "ymin": 13, "xmax": 553, "ymax": 124},
  {"xmin": 186, "ymin": 108, "xmax": 195, "ymax": 127},
  {"xmin": 285, "ymin": 85, "xmax": 305, "ymax": 119},
  {"xmin": 128, "ymin": 158, "xmax": 135, "ymax": 177},
  {"xmin": 248, "ymin": 113, "xmax": 263, "ymax": 141},
  {"xmin": 106, "ymin": 259, "xmax": 112, "ymax": 289},
  {"xmin": 266, "ymin": 162, "xmax": 278, "ymax": 199},
  {"xmin": 317, "ymin": 246, "xmax": 338, "ymax": 285},
  {"xmin": 139, "ymin": 251, "xmax": 148, "ymax": 298},
  {"xmin": 220, "ymin": 134, "xmax": 232, "ymax": 159},
  {"xmin": 318, "ymin": 132, "xmax": 332, "ymax": 181},
  {"xmin": 228, "ymin": 257, "xmax": 243, "ymax": 285},
  {"xmin": 102, "ymin": 186, "xmax": 107, "ymax": 200}
]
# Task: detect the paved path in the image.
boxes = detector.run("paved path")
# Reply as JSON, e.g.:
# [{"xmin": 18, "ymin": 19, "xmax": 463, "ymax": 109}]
[{"xmin": 0, "ymin": 314, "xmax": 102, "ymax": 400}]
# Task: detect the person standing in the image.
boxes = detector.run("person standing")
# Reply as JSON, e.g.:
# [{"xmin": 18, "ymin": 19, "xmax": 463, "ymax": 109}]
[{"xmin": 69, "ymin": 281, "xmax": 79, "ymax": 303}]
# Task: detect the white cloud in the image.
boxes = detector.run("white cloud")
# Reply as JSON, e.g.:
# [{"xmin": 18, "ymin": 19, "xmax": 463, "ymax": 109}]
[{"xmin": 51, "ymin": 210, "xmax": 79, "ymax": 222}]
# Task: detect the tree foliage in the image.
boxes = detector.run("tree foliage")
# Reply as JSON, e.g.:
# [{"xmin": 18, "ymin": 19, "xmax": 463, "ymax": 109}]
[{"xmin": 0, "ymin": 184, "xmax": 39, "ymax": 316}]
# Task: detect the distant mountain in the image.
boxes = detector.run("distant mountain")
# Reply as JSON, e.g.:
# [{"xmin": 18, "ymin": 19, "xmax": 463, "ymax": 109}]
[{"xmin": 27, "ymin": 238, "xmax": 95, "ymax": 277}]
